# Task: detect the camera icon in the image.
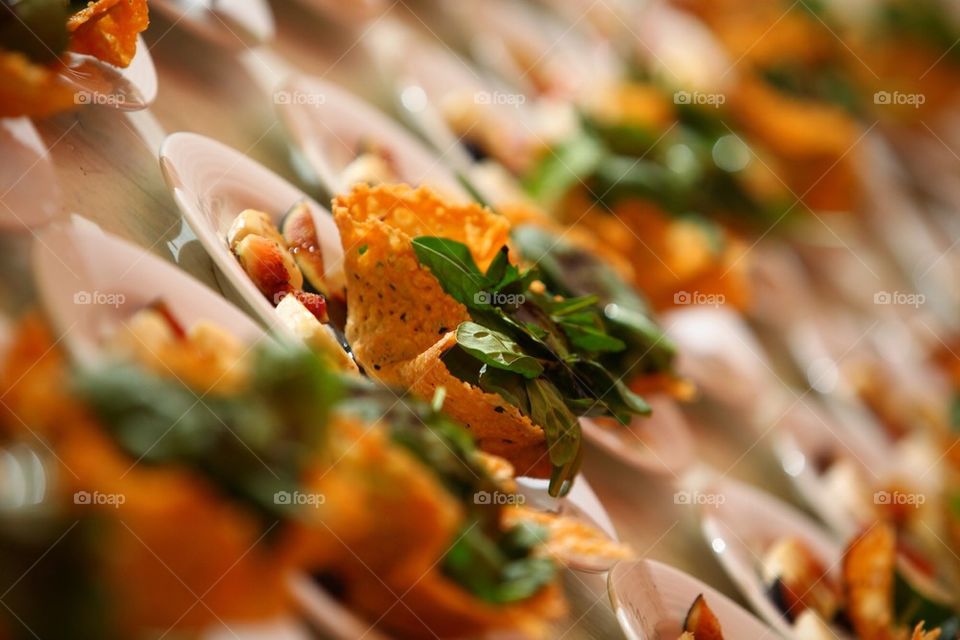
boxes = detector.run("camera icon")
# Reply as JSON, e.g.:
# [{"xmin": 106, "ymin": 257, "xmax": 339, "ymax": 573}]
[
  {"xmin": 274, "ymin": 91, "xmax": 292, "ymax": 105},
  {"xmin": 274, "ymin": 491, "xmax": 292, "ymax": 505},
  {"xmin": 74, "ymin": 291, "xmax": 92, "ymax": 305},
  {"xmin": 874, "ymin": 91, "xmax": 891, "ymax": 105},
  {"xmin": 674, "ymin": 91, "xmax": 691, "ymax": 105},
  {"xmin": 473, "ymin": 291, "xmax": 491, "ymax": 305},
  {"xmin": 873, "ymin": 490, "xmax": 891, "ymax": 505},
  {"xmin": 873, "ymin": 291, "xmax": 891, "ymax": 305},
  {"xmin": 475, "ymin": 91, "xmax": 491, "ymax": 105},
  {"xmin": 73, "ymin": 490, "xmax": 92, "ymax": 505},
  {"xmin": 673, "ymin": 491, "xmax": 691, "ymax": 505},
  {"xmin": 673, "ymin": 291, "xmax": 691, "ymax": 305},
  {"xmin": 74, "ymin": 92, "xmax": 93, "ymax": 105},
  {"xmin": 474, "ymin": 490, "xmax": 492, "ymax": 505}
]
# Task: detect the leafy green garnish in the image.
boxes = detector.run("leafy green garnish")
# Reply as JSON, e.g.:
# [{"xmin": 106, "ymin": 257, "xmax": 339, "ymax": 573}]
[
  {"xmin": 511, "ymin": 224, "xmax": 676, "ymax": 377},
  {"xmin": 75, "ymin": 341, "xmax": 341, "ymax": 526},
  {"xmin": 0, "ymin": 0, "xmax": 74, "ymax": 64},
  {"xmin": 521, "ymin": 105, "xmax": 794, "ymax": 228},
  {"xmin": 337, "ymin": 376, "xmax": 556, "ymax": 603},
  {"xmin": 457, "ymin": 322, "xmax": 544, "ymax": 378},
  {"xmin": 415, "ymin": 235, "xmax": 654, "ymax": 496}
]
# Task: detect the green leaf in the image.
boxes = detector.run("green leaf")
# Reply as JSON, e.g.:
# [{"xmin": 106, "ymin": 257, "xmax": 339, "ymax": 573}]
[
  {"xmin": 561, "ymin": 322, "xmax": 626, "ymax": 353},
  {"xmin": 526, "ymin": 377, "xmax": 582, "ymax": 496},
  {"xmin": 456, "ymin": 322, "xmax": 544, "ymax": 378},
  {"xmin": 412, "ymin": 237, "xmax": 488, "ymax": 307},
  {"xmin": 0, "ymin": 0, "xmax": 72, "ymax": 64},
  {"xmin": 951, "ymin": 393, "xmax": 960, "ymax": 432},
  {"xmin": 523, "ymin": 131, "xmax": 606, "ymax": 208}
]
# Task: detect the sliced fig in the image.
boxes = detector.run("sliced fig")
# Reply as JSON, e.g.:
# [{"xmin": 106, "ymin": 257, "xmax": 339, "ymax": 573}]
[
  {"xmin": 682, "ymin": 594, "xmax": 724, "ymax": 640},
  {"xmin": 282, "ymin": 201, "xmax": 329, "ymax": 295},
  {"xmin": 227, "ymin": 208, "xmax": 284, "ymax": 251},
  {"xmin": 233, "ymin": 234, "xmax": 303, "ymax": 303}
]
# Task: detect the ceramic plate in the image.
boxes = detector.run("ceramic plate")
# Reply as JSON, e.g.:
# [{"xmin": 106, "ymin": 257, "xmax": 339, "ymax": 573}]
[
  {"xmin": 700, "ymin": 478, "xmax": 843, "ymax": 638},
  {"xmin": 32, "ymin": 221, "xmax": 267, "ymax": 364},
  {"xmin": 0, "ymin": 118, "xmax": 61, "ymax": 230},
  {"xmin": 275, "ymin": 75, "xmax": 468, "ymax": 200},
  {"xmin": 609, "ymin": 559, "xmax": 781, "ymax": 639},
  {"xmin": 517, "ymin": 473, "xmax": 621, "ymax": 573},
  {"xmin": 159, "ymin": 131, "xmax": 345, "ymax": 335},
  {"xmin": 581, "ymin": 394, "xmax": 695, "ymax": 476},
  {"xmin": 61, "ymin": 36, "xmax": 158, "ymax": 111},
  {"xmin": 661, "ymin": 307, "xmax": 786, "ymax": 419},
  {"xmin": 150, "ymin": 0, "xmax": 275, "ymax": 49}
]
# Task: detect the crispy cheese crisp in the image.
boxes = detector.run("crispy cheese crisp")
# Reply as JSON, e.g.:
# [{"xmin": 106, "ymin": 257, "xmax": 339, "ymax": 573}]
[
  {"xmin": 68, "ymin": 0, "xmax": 149, "ymax": 68},
  {"xmin": 332, "ymin": 184, "xmax": 552, "ymax": 477},
  {"xmin": 306, "ymin": 415, "xmax": 564, "ymax": 639}
]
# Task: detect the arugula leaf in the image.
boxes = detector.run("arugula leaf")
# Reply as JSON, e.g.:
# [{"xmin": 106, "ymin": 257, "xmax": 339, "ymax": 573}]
[
  {"xmin": 75, "ymin": 341, "xmax": 341, "ymax": 525},
  {"xmin": 412, "ymin": 236, "xmax": 488, "ymax": 307},
  {"xmin": 522, "ymin": 131, "xmax": 606, "ymax": 208},
  {"xmin": 0, "ymin": 0, "xmax": 72, "ymax": 64},
  {"xmin": 414, "ymin": 233, "xmax": 658, "ymax": 496},
  {"xmin": 456, "ymin": 322, "xmax": 544, "ymax": 378},
  {"xmin": 526, "ymin": 377, "xmax": 582, "ymax": 495}
]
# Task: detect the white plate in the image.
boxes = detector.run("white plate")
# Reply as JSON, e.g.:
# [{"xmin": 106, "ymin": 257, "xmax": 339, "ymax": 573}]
[
  {"xmin": 0, "ymin": 118, "xmax": 61, "ymax": 230},
  {"xmin": 296, "ymin": 0, "xmax": 390, "ymax": 24},
  {"xmin": 150, "ymin": 0, "xmax": 275, "ymax": 49},
  {"xmin": 32, "ymin": 221, "xmax": 267, "ymax": 364},
  {"xmin": 368, "ymin": 21, "xmax": 531, "ymax": 175},
  {"xmin": 581, "ymin": 394, "xmax": 695, "ymax": 477},
  {"xmin": 700, "ymin": 478, "xmax": 844, "ymax": 638},
  {"xmin": 275, "ymin": 75, "xmax": 468, "ymax": 200},
  {"xmin": 61, "ymin": 36, "xmax": 157, "ymax": 111},
  {"xmin": 159, "ymin": 131, "xmax": 345, "ymax": 335},
  {"xmin": 516, "ymin": 473, "xmax": 621, "ymax": 573},
  {"xmin": 773, "ymin": 397, "xmax": 896, "ymax": 537},
  {"xmin": 661, "ymin": 307, "xmax": 786, "ymax": 420},
  {"xmin": 609, "ymin": 559, "xmax": 782, "ymax": 640},
  {"xmin": 443, "ymin": 0, "xmax": 620, "ymax": 101}
]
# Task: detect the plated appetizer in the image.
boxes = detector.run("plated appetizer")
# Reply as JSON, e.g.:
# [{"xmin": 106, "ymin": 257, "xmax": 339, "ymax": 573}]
[
  {"xmin": 608, "ymin": 558, "xmax": 778, "ymax": 639},
  {"xmin": 0, "ymin": 0, "xmax": 150, "ymax": 117},
  {"xmin": 0, "ymin": 301, "xmax": 640, "ymax": 637},
  {"xmin": 704, "ymin": 479, "xmax": 958, "ymax": 640},
  {"xmin": 332, "ymin": 183, "xmax": 675, "ymax": 495}
]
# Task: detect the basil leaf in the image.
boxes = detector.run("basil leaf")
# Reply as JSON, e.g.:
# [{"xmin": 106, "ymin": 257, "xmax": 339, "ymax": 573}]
[
  {"xmin": 526, "ymin": 377, "xmax": 582, "ymax": 496},
  {"xmin": 456, "ymin": 322, "xmax": 544, "ymax": 378},
  {"xmin": 412, "ymin": 237, "xmax": 488, "ymax": 307}
]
